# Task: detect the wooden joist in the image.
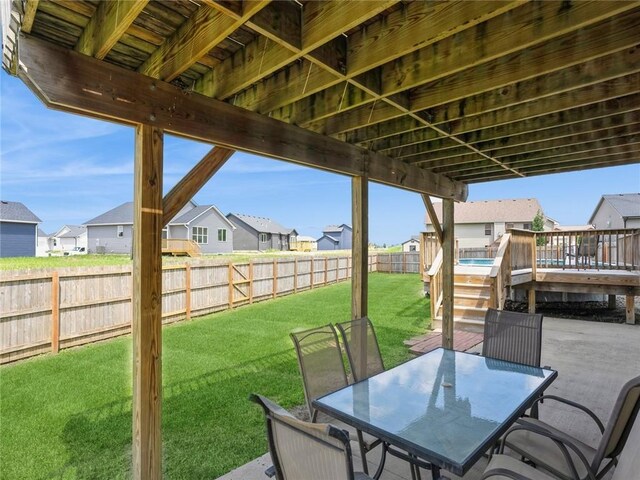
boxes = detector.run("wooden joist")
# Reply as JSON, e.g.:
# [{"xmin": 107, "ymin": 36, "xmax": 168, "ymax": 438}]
[{"xmin": 18, "ymin": 34, "xmax": 467, "ymax": 200}]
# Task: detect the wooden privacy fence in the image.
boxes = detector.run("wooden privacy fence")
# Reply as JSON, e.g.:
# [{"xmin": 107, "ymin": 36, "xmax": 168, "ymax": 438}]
[
  {"xmin": 0, "ymin": 255, "xmax": 376, "ymax": 364},
  {"xmin": 376, "ymin": 252, "xmax": 421, "ymax": 273}
]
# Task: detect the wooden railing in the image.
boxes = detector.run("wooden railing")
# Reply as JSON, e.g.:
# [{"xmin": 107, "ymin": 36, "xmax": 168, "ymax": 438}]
[
  {"xmin": 489, "ymin": 233, "xmax": 511, "ymax": 309},
  {"xmin": 420, "ymin": 232, "xmax": 441, "ymax": 275},
  {"xmin": 509, "ymin": 229, "xmax": 536, "ymax": 271},
  {"xmin": 162, "ymin": 239, "xmax": 201, "ymax": 257},
  {"xmin": 534, "ymin": 228, "xmax": 640, "ymax": 270},
  {"xmin": 427, "ymin": 249, "xmax": 444, "ymax": 323}
]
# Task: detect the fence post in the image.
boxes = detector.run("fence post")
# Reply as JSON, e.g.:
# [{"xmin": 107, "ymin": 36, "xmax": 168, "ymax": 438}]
[
  {"xmin": 51, "ymin": 272, "xmax": 60, "ymax": 353},
  {"xmin": 294, "ymin": 258, "xmax": 298, "ymax": 293},
  {"xmin": 185, "ymin": 264, "xmax": 191, "ymax": 320},
  {"xmin": 402, "ymin": 252, "xmax": 407, "ymax": 273},
  {"xmin": 310, "ymin": 257, "xmax": 314, "ymax": 289},
  {"xmin": 249, "ymin": 260, "xmax": 254, "ymax": 304},
  {"xmin": 228, "ymin": 262, "xmax": 234, "ymax": 309},
  {"xmin": 273, "ymin": 259, "xmax": 278, "ymax": 298},
  {"xmin": 324, "ymin": 257, "xmax": 328, "ymax": 285}
]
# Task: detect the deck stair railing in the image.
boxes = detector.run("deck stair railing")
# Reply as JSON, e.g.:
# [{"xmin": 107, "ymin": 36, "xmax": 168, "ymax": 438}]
[
  {"xmin": 489, "ymin": 233, "xmax": 512, "ymax": 309},
  {"xmin": 161, "ymin": 239, "xmax": 201, "ymax": 257}
]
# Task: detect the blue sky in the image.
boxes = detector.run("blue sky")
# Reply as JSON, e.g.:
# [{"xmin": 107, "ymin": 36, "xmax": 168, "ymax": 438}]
[{"xmin": 1, "ymin": 70, "xmax": 639, "ymax": 245}]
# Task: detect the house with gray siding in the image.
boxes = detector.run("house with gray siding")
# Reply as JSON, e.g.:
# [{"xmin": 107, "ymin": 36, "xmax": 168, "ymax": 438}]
[
  {"xmin": 588, "ymin": 193, "xmax": 640, "ymax": 229},
  {"xmin": 317, "ymin": 224, "xmax": 352, "ymax": 250},
  {"xmin": 168, "ymin": 205, "xmax": 235, "ymax": 254},
  {"xmin": 0, "ymin": 200, "xmax": 41, "ymax": 257},
  {"xmin": 85, "ymin": 200, "xmax": 232, "ymax": 254},
  {"xmin": 226, "ymin": 213, "xmax": 297, "ymax": 251}
]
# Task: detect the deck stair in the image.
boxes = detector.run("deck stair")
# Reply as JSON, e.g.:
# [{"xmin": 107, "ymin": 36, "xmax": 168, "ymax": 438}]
[
  {"xmin": 432, "ymin": 271, "xmax": 493, "ymax": 332},
  {"xmin": 161, "ymin": 239, "xmax": 201, "ymax": 257}
]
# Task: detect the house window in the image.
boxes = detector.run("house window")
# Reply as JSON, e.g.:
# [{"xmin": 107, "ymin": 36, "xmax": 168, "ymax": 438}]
[
  {"xmin": 409, "ymin": 245, "xmax": 417, "ymax": 252},
  {"xmin": 217, "ymin": 228, "xmax": 227, "ymax": 242},
  {"xmin": 259, "ymin": 233, "xmax": 268, "ymax": 243},
  {"xmin": 506, "ymin": 223, "xmax": 514, "ymax": 230},
  {"xmin": 192, "ymin": 226, "xmax": 208, "ymax": 244},
  {"xmin": 523, "ymin": 223, "xmax": 532, "ymax": 230},
  {"xmin": 484, "ymin": 224, "xmax": 492, "ymax": 235},
  {"xmin": 117, "ymin": 225, "xmax": 124, "ymax": 237}
]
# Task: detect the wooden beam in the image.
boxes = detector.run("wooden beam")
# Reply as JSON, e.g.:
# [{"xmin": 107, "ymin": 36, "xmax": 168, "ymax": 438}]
[
  {"xmin": 21, "ymin": 0, "xmax": 39, "ymax": 33},
  {"xmin": 352, "ymin": 175, "xmax": 368, "ymax": 320},
  {"xmin": 75, "ymin": 0, "xmax": 149, "ymax": 59},
  {"xmin": 441, "ymin": 199, "xmax": 454, "ymax": 349},
  {"xmin": 138, "ymin": 2, "xmax": 268, "ymax": 82},
  {"xmin": 132, "ymin": 124, "xmax": 163, "ymax": 480},
  {"xmin": 18, "ymin": 35, "xmax": 467, "ymax": 200},
  {"xmin": 422, "ymin": 195, "xmax": 443, "ymax": 244},
  {"xmin": 626, "ymin": 295, "xmax": 636, "ymax": 324},
  {"xmin": 162, "ymin": 147, "xmax": 235, "ymax": 226}
]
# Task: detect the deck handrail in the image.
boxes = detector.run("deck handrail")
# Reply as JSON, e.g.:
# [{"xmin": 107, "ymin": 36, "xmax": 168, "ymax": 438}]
[
  {"xmin": 427, "ymin": 248, "xmax": 444, "ymax": 323},
  {"xmin": 162, "ymin": 239, "xmax": 201, "ymax": 257},
  {"xmin": 489, "ymin": 233, "xmax": 512, "ymax": 309}
]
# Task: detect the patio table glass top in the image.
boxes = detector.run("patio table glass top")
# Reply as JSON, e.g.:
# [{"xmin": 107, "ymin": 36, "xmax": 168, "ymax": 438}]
[{"xmin": 314, "ymin": 348, "xmax": 557, "ymax": 476}]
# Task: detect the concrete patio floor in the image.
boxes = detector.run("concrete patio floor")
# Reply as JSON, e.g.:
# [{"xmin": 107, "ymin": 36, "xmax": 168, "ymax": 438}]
[{"xmin": 217, "ymin": 317, "xmax": 640, "ymax": 480}]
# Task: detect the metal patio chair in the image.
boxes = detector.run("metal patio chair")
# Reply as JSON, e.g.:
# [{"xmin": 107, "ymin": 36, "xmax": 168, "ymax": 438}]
[
  {"xmin": 335, "ymin": 317, "xmax": 385, "ymax": 383},
  {"xmin": 290, "ymin": 324, "xmax": 382, "ymax": 475},
  {"xmin": 483, "ymin": 308, "xmax": 544, "ymax": 368},
  {"xmin": 250, "ymin": 394, "xmax": 373, "ymax": 480},
  {"xmin": 501, "ymin": 374, "xmax": 640, "ymax": 480},
  {"xmin": 483, "ymin": 454, "xmax": 557, "ymax": 480}
]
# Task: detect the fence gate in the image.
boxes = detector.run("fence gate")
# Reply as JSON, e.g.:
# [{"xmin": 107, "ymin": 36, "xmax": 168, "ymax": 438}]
[{"xmin": 229, "ymin": 263, "xmax": 252, "ymax": 307}]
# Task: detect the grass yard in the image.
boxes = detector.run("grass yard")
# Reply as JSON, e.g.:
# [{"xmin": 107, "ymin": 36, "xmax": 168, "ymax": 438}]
[{"xmin": 0, "ymin": 273, "xmax": 429, "ymax": 480}]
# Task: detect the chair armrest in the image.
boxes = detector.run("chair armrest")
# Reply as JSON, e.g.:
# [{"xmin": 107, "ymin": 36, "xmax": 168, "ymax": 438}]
[
  {"xmin": 528, "ymin": 395, "xmax": 605, "ymax": 433},
  {"xmin": 502, "ymin": 421, "xmax": 596, "ymax": 480}
]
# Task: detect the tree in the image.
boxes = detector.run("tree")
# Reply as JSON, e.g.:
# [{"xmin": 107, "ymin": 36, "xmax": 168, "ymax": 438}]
[{"xmin": 532, "ymin": 210, "xmax": 546, "ymax": 246}]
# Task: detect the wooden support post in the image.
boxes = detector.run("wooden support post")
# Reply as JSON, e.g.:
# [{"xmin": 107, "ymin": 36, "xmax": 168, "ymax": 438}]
[
  {"xmin": 185, "ymin": 264, "xmax": 191, "ymax": 320},
  {"xmin": 228, "ymin": 263, "xmax": 234, "ymax": 308},
  {"xmin": 51, "ymin": 271, "xmax": 60, "ymax": 353},
  {"xmin": 528, "ymin": 289, "xmax": 536, "ymax": 314},
  {"xmin": 273, "ymin": 259, "xmax": 278, "ymax": 298},
  {"xmin": 293, "ymin": 258, "xmax": 298, "ymax": 293},
  {"xmin": 422, "ymin": 194, "xmax": 443, "ymax": 244},
  {"xmin": 626, "ymin": 295, "xmax": 635, "ymax": 324},
  {"xmin": 442, "ymin": 199, "xmax": 455, "ymax": 349},
  {"xmin": 608, "ymin": 294, "xmax": 617, "ymax": 310},
  {"xmin": 352, "ymin": 175, "xmax": 369, "ymax": 381},
  {"xmin": 132, "ymin": 124, "xmax": 163, "ymax": 480}
]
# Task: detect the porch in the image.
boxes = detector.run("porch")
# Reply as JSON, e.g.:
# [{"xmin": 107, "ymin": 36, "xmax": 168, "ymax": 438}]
[{"xmin": 218, "ymin": 316, "xmax": 640, "ymax": 480}]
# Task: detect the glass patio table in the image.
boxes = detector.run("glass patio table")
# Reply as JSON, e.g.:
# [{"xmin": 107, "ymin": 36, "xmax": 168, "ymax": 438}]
[{"xmin": 313, "ymin": 347, "xmax": 557, "ymax": 480}]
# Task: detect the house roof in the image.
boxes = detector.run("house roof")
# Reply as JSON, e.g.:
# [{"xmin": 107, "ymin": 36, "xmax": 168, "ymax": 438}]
[
  {"xmin": 589, "ymin": 193, "xmax": 640, "ymax": 223},
  {"xmin": 0, "ymin": 201, "xmax": 41, "ymax": 224},
  {"xmin": 318, "ymin": 234, "xmax": 339, "ymax": 243},
  {"xmin": 55, "ymin": 225, "xmax": 87, "ymax": 238},
  {"xmin": 171, "ymin": 205, "xmax": 235, "ymax": 229},
  {"xmin": 553, "ymin": 225, "xmax": 595, "ymax": 231},
  {"xmin": 37, "ymin": 228, "xmax": 48, "ymax": 237},
  {"xmin": 85, "ymin": 200, "xmax": 204, "ymax": 226},
  {"xmin": 296, "ymin": 235, "xmax": 317, "ymax": 242},
  {"xmin": 228, "ymin": 214, "xmax": 294, "ymax": 235},
  {"xmin": 425, "ymin": 198, "xmax": 545, "ymax": 225},
  {"xmin": 402, "ymin": 237, "xmax": 420, "ymax": 245},
  {"xmin": 323, "ymin": 224, "xmax": 352, "ymax": 233}
]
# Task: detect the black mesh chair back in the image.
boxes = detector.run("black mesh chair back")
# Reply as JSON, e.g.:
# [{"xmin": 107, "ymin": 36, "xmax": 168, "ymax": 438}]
[
  {"xmin": 290, "ymin": 324, "xmax": 349, "ymax": 419},
  {"xmin": 482, "ymin": 308, "xmax": 543, "ymax": 367},
  {"xmin": 250, "ymin": 394, "xmax": 363, "ymax": 480},
  {"xmin": 336, "ymin": 317, "xmax": 385, "ymax": 382}
]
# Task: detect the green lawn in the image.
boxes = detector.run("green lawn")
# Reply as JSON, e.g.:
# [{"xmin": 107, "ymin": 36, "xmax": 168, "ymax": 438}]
[{"xmin": 0, "ymin": 273, "xmax": 429, "ymax": 480}]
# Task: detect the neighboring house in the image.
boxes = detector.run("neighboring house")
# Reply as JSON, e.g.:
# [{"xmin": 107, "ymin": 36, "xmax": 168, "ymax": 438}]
[
  {"xmin": 0, "ymin": 200, "xmax": 41, "ymax": 257},
  {"xmin": 588, "ymin": 193, "xmax": 640, "ymax": 229},
  {"xmin": 425, "ymin": 198, "xmax": 555, "ymax": 249},
  {"xmin": 167, "ymin": 205, "xmax": 235, "ymax": 254},
  {"xmin": 84, "ymin": 200, "xmax": 232, "ymax": 254},
  {"xmin": 36, "ymin": 228, "xmax": 50, "ymax": 257},
  {"xmin": 294, "ymin": 235, "xmax": 318, "ymax": 252},
  {"xmin": 402, "ymin": 236, "xmax": 421, "ymax": 252},
  {"xmin": 50, "ymin": 225, "xmax": 87, "ymax": 252},
  {"xmin": 553, "ymin": 225, "xmax": 595, "ymax": 232},
  {"xmin": 317, "ymin": 224, "xmax": 352, "ymax": 250},
  {"xmin": 226, "ymin": 213, "xmax": 297, "ymax": 251}
]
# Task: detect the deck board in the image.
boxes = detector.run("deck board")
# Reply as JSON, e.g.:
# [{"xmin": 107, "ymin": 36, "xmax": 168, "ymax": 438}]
[{"xmin": 405, "ymin": 330, "xmax": 484, "ymax": 356}]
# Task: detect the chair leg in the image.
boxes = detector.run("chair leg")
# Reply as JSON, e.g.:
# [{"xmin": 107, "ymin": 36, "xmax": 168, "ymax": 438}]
[{"xmin": 357, "ymin": 430, "xmax": 369, "ymax": 475}]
